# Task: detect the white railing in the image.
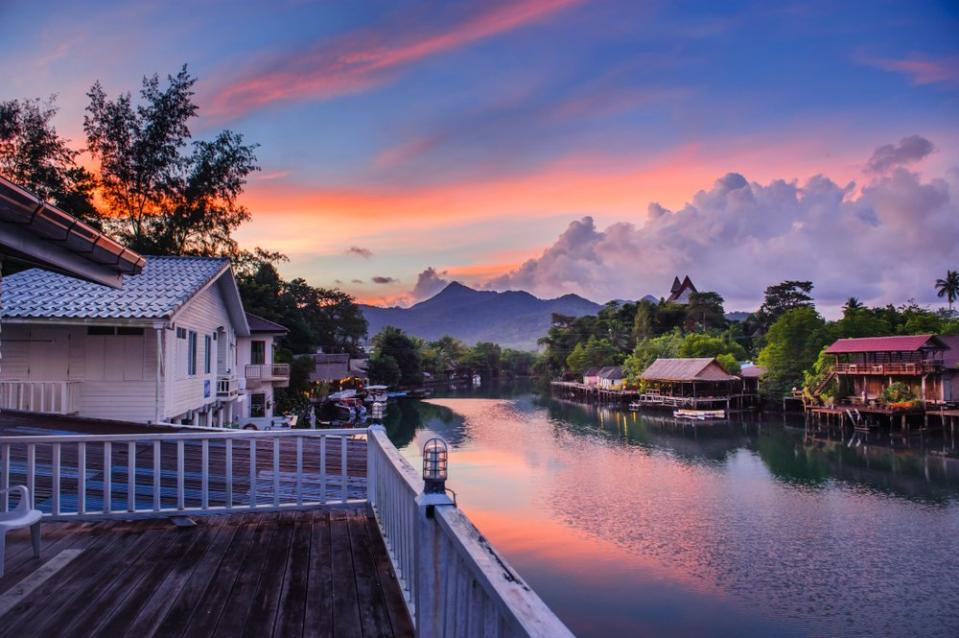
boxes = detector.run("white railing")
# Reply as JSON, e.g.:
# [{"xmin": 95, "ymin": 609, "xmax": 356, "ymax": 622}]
[
  {"xmin": 1, "ymin": 424, "xmax": 572, "ymax": 637},
  {"xmin": 0, "ymin": 381, "xmax": 81, "ymax": 415},
  {"xmin": 216, "ymin": 375, "xmax": 238, "ymax": 398},
  {"xmin": 366, "ymin": 427, "xmax": 572, "ymax": 638},
  {"xmin": 244, "ymin": 363, "xmax": 291, "ymax": 380},
  {"xmin": 0, "ymin": 428, "xmax": 366, "ymax": 518}
]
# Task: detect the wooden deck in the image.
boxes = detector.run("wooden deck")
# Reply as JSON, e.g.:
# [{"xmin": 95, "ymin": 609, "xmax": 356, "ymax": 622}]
[{"xmin": 0, "ymin": 508, "xmax": 413, "ymax": 638}]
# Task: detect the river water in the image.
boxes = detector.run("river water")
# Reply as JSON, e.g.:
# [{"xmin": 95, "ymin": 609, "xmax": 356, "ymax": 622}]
[{"xmin": 382, "ymin": 383, "xmax": 959, "ymax": 638}]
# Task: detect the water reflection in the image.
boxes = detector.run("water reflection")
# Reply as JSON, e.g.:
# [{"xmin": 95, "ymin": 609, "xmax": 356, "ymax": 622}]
[{"xmin": 387, "ymin": 382, "xmax": 959, "ymax": 638}]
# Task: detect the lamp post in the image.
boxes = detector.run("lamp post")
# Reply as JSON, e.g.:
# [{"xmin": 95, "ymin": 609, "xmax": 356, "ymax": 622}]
[{"xmin": 422, "ymin": 438, "xmax": 448, "ymax": 494}]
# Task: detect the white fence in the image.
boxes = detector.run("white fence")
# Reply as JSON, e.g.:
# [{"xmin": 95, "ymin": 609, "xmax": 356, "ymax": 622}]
[
  {"xmin": 0, "ymin": 381, "xmax": 80, "ymax": 415},
  {"xmin": 366, "ymin": 427, "xmax": 573, "ymax": 638},
  {"xmin": 1, "ymin": 424, "xmax": 572, "ymax": 637},
  {"xmin": 0, "ymin": 428, "xmax": 366, "ymax": 517}
]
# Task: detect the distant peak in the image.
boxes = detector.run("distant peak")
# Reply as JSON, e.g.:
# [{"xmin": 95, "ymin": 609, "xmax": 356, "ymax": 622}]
[{"xmin": 442, "ymin": 281, "xmax": 473, "ymax": 292}]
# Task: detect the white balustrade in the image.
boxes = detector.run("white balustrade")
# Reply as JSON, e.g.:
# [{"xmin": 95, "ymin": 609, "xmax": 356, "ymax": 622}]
[{"xmin": 0, "ymin": 381, "xmax": 80, "ymax": 415}]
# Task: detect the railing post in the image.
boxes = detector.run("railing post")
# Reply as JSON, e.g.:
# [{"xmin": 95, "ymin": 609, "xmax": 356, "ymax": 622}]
[
  {"xmin": 414, "ymin": 490, "xmax": 454, "ymax": 637},
  {"xmin": 367, "ymin": 425, "xmax": 384, "ymax": 507}
]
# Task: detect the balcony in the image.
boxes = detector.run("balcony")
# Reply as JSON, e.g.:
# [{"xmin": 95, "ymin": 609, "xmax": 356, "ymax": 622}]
[
  {"xmin": 833, "ymin": 361, "xmax": 943, "ymax": 376},
  {"xmin": 244, "ymin": 363, "xmax": 290, "ymax": 388},
  {"xmin": 216, "ymin": 375, "xmax": 239, "ymax": 398}
]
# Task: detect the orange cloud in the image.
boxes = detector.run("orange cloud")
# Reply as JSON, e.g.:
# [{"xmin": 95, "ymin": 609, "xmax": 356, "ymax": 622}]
[{"xmin": 206, "ymin": 0, "xmax": 581, "ymax": 118}]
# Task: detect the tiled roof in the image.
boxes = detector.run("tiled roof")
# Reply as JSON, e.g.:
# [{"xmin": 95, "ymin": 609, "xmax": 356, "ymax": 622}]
[
  {"xmin": 599, "ymin": 366, "xmax": 625, "ymax": 379},
  {"xmin": 2, "ymin": 256, "xmax": 229, "ymax": 320},
  {"xmin": 641, "ymin": 358, "xmax": 739, "ymax": 382},
  {"xmin": 246, "ymin": 312, "xmax": 288, "ymax": 334},
  {"xmin": 825, "ymin": 335, "xmax": 946, "ymax": 354},
  {"xmin": 740, "ymin": 365, "xmax": 766, "ymax": 378}
]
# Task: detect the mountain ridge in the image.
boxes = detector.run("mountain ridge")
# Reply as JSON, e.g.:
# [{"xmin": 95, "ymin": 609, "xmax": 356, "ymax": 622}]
[{"xmin": 360, "ymin": 282, "xmax": 602, "ymax": 350}]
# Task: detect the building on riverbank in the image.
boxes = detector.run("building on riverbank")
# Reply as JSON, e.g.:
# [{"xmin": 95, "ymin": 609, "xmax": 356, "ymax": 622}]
[{"xmin": 636, "ymin": 357, "xmax": 749, "ymax": 410}]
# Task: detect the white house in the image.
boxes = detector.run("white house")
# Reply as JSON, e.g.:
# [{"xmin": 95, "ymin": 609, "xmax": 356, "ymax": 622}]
[
  {"xmin": 0, "ymin": 256, "xmax": 288, "ymax": 427},
  {"xmin": 597, "ymin": 366, "xmax": 627, "ymax": 390},
  {"xmin": 236, "ymin": 313, "xmax": 290, "ymax": 429}
]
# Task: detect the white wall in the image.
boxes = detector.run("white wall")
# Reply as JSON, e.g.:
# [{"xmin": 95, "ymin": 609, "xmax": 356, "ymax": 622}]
[{"xmin": 164, "ymin": 281, "xmax": 236, "ymax": 421}]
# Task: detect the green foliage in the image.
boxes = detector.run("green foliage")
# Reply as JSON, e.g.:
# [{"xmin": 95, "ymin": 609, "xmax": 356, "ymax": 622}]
[
  {"xmin": 624, "ymin": 330, "xmax": 685, "ymax": 380},
  {"xmin": 935, "ymin": 270, "xmax": 959, "ymax": 311},
  {"xmin": 685, "ymin": 291, "xmax": 727, "ymax": 332},
  {"xmin": 755, "ymin": 280, "xmax": 814, "ymax": 331},
  {"xmin": 0, "ymin": 96, "xmax": 101, "ymax": 227},
  {"xmin": 715, "ymin": 353, "xmax": 740, "ymax": 375},
  {"xmin": 677, "ymin": 333, "xmax": 747, "ymax": 360},
  {"xmin": 236, "ymin": 254, "xmax": 367, "ymax": 356},
  {"xmin": 882, "ymin": 382, "xmax": 915, "ymax": 404},
  {"xmin": 565, "ymin": 337, "xmax": 621, "ymax": 375},
  {"xmin": 367, "ymin": 354, "xmax": 401, "ymax": 387},
  {"xmin": 372, "ymin": 327, "xmax": 423, "ymax": 387},
  {"xmin": 757, "ymin": 306, "xmax": 829, "ymax": 398}
]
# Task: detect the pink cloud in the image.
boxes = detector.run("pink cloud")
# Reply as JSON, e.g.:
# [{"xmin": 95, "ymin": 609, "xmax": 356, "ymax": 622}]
[
  {"xmin": 205, "ymin": 0, "xmax": 581, "ymax": 119},
  {"xmin": 863, "ymin": 52, "xmax": 959, "ymax": 87}
]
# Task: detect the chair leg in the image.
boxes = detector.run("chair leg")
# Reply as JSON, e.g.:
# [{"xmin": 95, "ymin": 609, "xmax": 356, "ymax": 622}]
[{"xmin": 30, "ymin": 522, "xmax": 41, "ymax": 559}]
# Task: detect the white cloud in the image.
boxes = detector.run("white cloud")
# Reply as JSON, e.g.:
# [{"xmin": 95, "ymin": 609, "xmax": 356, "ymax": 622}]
[{"xmin": 486, "ymin": 140, "xmax": 958, "ymax": 314}]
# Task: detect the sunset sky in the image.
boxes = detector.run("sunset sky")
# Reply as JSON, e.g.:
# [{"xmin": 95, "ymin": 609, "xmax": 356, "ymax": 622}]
[{"xmin": 2, "ymin": 0, "xmax": 958, "ymax": 312}]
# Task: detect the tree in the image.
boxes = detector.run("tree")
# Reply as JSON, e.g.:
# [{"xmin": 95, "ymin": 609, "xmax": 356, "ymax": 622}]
[
  {"xmin": 565, "ymin": 337, "xmax": 620, "ymax": 375},
  {"xmin": 842, "ymin": 297, "xmax": 864, "ymax": 315},
  {"xmin": 372, "ymin": 327, "xmax": 422, "ymax": 387},
  {"xmin": 367, "ymin": 355, "xmax": 401, "ymax": 387},
  {"xmin": 463, "ymin": 342, "xmax": 503, "ymax": 378},
  {"xmin": 755, "ymin": 281, "xmax": 814, "ymax": 330},
  {"xmin": 678, "ymin": 333, "xmax": 747, "ymax": 361},
  {"xmin": 84, "ymin": 65, "xmax": 259, "ymax": 255},
  {"xmin": 0, "ymin": 97, "xmax": 100, "ymax": 226},
  {"xmin": 685, "ymin": 291, "xmax": 726, "ymax": 332},
  {"xmin": 623, "ymin": 330, "xmax": 685, "ymax": 380},
  {"xmin": 936, "ymin": 270, "xmax": 959, "ymax": 313},
  {"xmin": 757, "ymin": 306, "xmax": 829, "ymax": 398}
]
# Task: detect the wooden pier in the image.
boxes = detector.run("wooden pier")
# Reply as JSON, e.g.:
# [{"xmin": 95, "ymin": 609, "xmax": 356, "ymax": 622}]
[
  {"xmin": 0, "ymin": 508, "xmax": 413, "ymax": 638},
  {"xmin": 550, "ymin": 381, "xmax": 638, "ymax": 405}
]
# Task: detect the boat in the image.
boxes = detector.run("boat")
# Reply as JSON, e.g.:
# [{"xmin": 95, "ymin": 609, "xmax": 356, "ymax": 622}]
[
  {"xmin": 673, "ymin": 409, "xmax": 725, "ymax": 420},
  {"xmin": 628, "ymin": 401, "xmax": 641, "ymax": 411},
  {"xmin": 364, "ymin": 385, "xmax": 389, "ymax": 404}
]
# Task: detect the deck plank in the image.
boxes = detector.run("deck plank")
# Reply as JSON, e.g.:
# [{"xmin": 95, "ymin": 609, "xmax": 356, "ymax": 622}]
[
  {"xmin": 330, "ymin": 510, "xmax": 363, "ymax": 638},
  {"xmin": 273, "ymin": 511, "xmax": 313, "ymax": 637},
  {"xmin": 349, "ymin": 512, "xmax": 396, "ymax": 638},
  {"xmin": 241, "ymin": 512, "xmax": 298, "ymax": 638},
  {"xmin": 0, "ymin": 508, "xmax": 412, "ymax": 638},
  {"xmin": 304, "ymin": 510, "xmax": 335, "ymax": 638},
  {"xmin": 181, "ymin": 514, "xmax": 269, "ymax": 637},
  {"xmin": 365, "ymin": 514, "xmax": 416, "ymax": 638}
]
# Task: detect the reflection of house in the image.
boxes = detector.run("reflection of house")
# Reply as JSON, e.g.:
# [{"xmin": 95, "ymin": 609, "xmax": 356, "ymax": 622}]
[
  {"xmin": 666, "ymin": 275, "xmax": 697, "ymax": 304},
  {"xmin": 583, "ymin": 367, "xmax": 601, "ymax": 386},
  {"xmin": 0, "ymin": 256, "xmax": 255, "ymax": 426},
  {"xmin": 237, "ymin": 313, "xmax": 290, "ymax": 428},
  {"xmin": 824, "ymin": 335, "xmax": 949, "ymax": 404},
  {"xmin": 598, "ymin": 366, "xmax": 626, "ymax": 390},
  {"xmin": 640, "ymin": 358, "xmax": 739, "ymax": 397}
]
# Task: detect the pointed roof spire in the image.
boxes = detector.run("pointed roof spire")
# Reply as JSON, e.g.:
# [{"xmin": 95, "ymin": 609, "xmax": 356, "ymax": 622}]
[{"xmin": 671, "ymin": 276, "xmax": 682, "ymax": 293}]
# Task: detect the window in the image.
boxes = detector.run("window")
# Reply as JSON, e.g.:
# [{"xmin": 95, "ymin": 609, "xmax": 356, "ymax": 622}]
[
  {"xmin": 88, "ymin": 326, "xmax": 115, "ymax": 335},
  {"xmin": 250, "ymin": 340, "xmax": 266, "ymax": 365},
  {"xmin": 187, "ymin": 331, "xmax": 197, "ymax": 376},
  {"xmin": 117, "ymin": 327, "xmax": 144, "ymax": 336},
  {"xmin": 176, "ymin": 327, "xmax": 187, "ymax": 339},
  {"xmin": 204, "ymin": 335, "xmax": 212, "ymax": 374},
  {"xmin": 250, "ymin": 393, "xmax": 266, "ymax": 418}
]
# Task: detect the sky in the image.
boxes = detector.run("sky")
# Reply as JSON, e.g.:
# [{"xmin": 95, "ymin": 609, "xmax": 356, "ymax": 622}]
[{"xmin": 2, "ymin": 0, "xmax": 958, "ymax": 314}]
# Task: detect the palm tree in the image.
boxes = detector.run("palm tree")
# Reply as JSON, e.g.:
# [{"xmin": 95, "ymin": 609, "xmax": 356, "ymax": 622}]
[
  {"xmin": 935, "ymin": 270, "xmax": 959, "ymax": 314},
  {"xmin": 842, "ymin": 297, "xmax": 863, "ymax": 316}
]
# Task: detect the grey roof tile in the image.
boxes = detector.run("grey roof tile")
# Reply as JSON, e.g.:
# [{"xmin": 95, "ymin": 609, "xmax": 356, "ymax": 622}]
[{"xmin": 2, "ymin": 256, "xmax": 229, "ymax": 320}]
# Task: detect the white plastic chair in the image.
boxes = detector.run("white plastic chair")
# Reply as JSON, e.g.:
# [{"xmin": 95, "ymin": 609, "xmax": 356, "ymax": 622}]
[{"xmin": 0, "ymin": 485, "xmax": 42, "ymax": 578}]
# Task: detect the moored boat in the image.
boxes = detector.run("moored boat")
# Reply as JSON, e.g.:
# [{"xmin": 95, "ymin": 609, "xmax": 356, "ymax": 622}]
[{"xmin": 673, "ymin": 409, "xmax": 726, "ymax": 420}]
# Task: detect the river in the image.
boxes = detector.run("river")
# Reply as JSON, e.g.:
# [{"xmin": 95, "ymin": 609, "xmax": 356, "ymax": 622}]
[{"xmin": 380, "ymin": 382, "xmax": 959, "ymax": 637}]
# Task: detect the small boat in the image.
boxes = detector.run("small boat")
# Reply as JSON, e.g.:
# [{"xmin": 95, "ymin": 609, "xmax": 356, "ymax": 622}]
[
  {"xmin": 673, "ymin": 409, "xmax": 725, "ymax": 421},
  {"xmin": 364, "ymin": 385, "xmax": 389, "ymax": 404},
  {"xmin": 628, "ymin": 401, "xmax": 641, "ymax": 411}
]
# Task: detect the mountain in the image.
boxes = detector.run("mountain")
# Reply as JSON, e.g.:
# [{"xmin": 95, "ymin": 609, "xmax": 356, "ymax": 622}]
[{"xmin": 360, "ymin": 282, "xmax": 601, "ymax": 350}]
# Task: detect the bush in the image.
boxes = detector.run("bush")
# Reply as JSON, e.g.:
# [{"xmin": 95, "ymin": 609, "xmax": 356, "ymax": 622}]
[{"xmin": 882, "ymin": 382, "xmax": 914, "ymax": 404}]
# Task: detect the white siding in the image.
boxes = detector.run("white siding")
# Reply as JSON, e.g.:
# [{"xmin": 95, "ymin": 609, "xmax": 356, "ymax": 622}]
[{"xmin": 164, "ymin": 281, "xmax": 235, "ymax": 420}]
